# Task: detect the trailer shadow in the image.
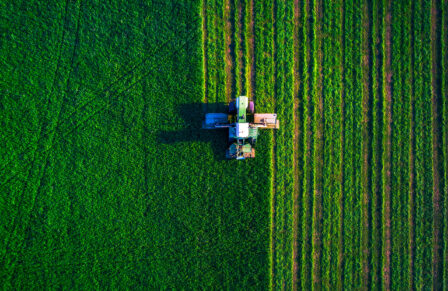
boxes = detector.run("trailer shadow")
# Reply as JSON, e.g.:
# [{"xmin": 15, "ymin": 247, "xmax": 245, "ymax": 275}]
[{"xmin": 157, "ymin": 102, "xmax": 230, "ymax": 161}]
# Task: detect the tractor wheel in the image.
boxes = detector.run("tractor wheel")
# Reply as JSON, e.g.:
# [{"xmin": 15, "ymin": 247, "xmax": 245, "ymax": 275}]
[
  {"xmin": 248, "ymin": 101, "xmax": 255, "ymax": 113},
  {"xmin": 228, "ymin": 101, "xmax": 236, "ymax": 113}
]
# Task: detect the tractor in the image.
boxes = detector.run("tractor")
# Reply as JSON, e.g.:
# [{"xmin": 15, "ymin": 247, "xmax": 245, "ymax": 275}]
[{"xmin": 202, "ymin": 96, "xmax": 279, "ymax": 160}]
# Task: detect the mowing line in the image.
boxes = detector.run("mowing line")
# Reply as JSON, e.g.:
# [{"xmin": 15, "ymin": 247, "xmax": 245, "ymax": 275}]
[
  {"xmin": 301, "ymin": 0, "xmax": 315, "ymax": 289},
  {"xmin": 390, "ymin": 0, "xmax": 408, "ymax": 288},
  {"xmin": 283, "ymin": 2, "xmax": 295, "ymax": 287},
  {"xmin": 342, "ymin": 0, "xmax": 358, "ymax": 286},
  {"xmin": 224, "ymin": 0, "xmax": 234, "ymax": 102},
  {"xmin": 361, "ymin": 0, "xmax": 373, "ymax": 287},
  {"xmin": 381, "ymin": 0, "xmax": 392, "ymax": 289},
  {"xmin": 292, "ymin": 0, "xmax": 304, "ymax": 288},
  {"xmin": 443, "ymin": 0, "xmax": 448, "ymax": 287},
  {"xmin": 202, "ymin": 0, "xmax": 208, "ymax": 106},
  {"xmin": 237, "ymin": 0, "xmax": 246, "ymax": 95},
  {"xmin": 336, "ymin": 0, "xmax": 345, "ymax": 289},
  {"xmin": 414, "ymin": 0, "xmax": 434, "ymax": 287},
  {"xmin": 245, "ymin": 0, "xmax": 255, "ymax": 99},
  {"xmin": 370, "ymin": 1, "xmax": 384, "ymax": 288},
  {"xmin": 271, "ymin": 0, "xmax": 278, "ymax": 287},
  {"xmin": 353, "ymin": 0, "xmax": 364, "ymax": 286},
  {"xmin": 408, "ymin": 1, "xmax": 416, "ymax": 288},
  {"xmin": 398, "ymin": 1, "xmax": 412, "ymax": 286},
  {"xmin": 430, "ymin": 0, "xmax": 444, "ymax": 289},
  {"xmin": 311, "ymin": 0, "xmax": 324, "ymax": 288},
  {"xmin": 232, "ymin": 0, "xmax": 240, "ymax": 95},
  {"xmin": 327, "ymin": 1, "xmax": 343, "ymax": 288}
]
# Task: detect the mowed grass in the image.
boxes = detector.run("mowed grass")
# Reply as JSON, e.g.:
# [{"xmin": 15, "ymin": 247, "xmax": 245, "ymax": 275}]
[{"xmin": 0, "ymin": 0, "xmax": 270, "ymax": 289}]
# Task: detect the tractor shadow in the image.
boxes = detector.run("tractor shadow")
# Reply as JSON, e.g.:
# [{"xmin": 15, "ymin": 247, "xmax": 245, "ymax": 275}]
[{"xmin": 157, "ymin": 103, "xmax": 230, "ymax": 161}]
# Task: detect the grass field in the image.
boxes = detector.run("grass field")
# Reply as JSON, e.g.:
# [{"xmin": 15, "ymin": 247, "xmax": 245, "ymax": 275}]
[{"xmin": 1, "ymin": 0, "xmax": 447, "ymax": 289}]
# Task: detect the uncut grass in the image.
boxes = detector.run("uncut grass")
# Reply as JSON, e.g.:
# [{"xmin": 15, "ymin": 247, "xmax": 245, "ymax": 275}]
[{"xmin": 1, "ymin": 1, "xmax": 270, "ymax": 289}]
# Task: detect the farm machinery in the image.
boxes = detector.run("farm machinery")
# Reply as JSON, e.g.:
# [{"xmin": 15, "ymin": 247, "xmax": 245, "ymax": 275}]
[{"xmin": 203, "ymin": 96, "xmax": 279, "ymax": 160}]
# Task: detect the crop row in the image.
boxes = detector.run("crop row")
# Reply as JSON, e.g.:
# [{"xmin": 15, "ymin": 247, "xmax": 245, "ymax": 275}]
[
  {"xmin": 414, "ymin": 0, "xmax": 434, "ymax": 289},
  {"xmin": 299, "ymin": 0, "xmax": 314, "ymax": 289},
  {"xmin": 390, "ymin": 0, "xmax": 411, "ymax": 289},
  {"xmin": 201, "ymin": 0, "xmax": 447, "ymax": 288},
  {"xmin": 321, "ymin": 0, "xmax": 337, "ymax": 288}
]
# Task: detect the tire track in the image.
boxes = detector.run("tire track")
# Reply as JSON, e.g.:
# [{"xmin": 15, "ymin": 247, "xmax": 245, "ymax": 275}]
[
  {"xmin": 0, "ymin": 22, "xmax": 202, "ymax": 193},
  {"xmin": 1, "ymin": 0, "xmax": 71, "ymax": 259},
  {"xmin": 0, "ymin": 0, "xmax": 71, "ymax": 196},
  {"xmin": 1, "ymin": 0, "xmax": 81, "ymax": 282},
  {"xmin": 0, "ymin": 7, "xmax": 189, "ymax": 179}
]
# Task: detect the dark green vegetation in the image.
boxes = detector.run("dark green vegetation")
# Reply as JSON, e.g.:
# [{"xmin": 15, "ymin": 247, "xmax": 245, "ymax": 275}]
[
  {"xmin": 1, "ymin": 0, "xmax": 270, "ymax": 288},
  {"xmin": 1, "ymin": 0, "xmax": 448, "ymax": 289}
]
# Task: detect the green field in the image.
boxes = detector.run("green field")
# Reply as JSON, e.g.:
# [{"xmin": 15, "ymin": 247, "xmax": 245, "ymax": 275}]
[{"xmin": 1, "ymin": 0, "xmax": 447, "ymax": 289}]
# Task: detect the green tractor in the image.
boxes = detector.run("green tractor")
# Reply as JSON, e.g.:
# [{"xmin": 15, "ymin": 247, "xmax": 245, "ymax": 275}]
[{"xmin": 203, "ymin": 96, "xmax": 279, "ymax": 160}]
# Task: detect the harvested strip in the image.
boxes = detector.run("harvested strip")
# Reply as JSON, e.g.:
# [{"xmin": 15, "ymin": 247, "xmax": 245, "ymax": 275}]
[
  {"xmin": 381, "ymin": 0, "xmax": 392, "ymax": 289},
  {"xmin": 443, "ymin": 0, "xmax": 448, "ymax": 287},
  {"xmin": 361, "ymin": 0, "xmax": 373, "ymax": 287},
  {"xmin": 244, "ymin": 0, "xmax": 255, "ymax": 98},
  {"xmin": 408, "ymin": 0, "xmax": 417, "ymax": 289},
  {"xmin": 236, "ymin": 0, "xmax": 246, "ymax": 95},
  {"xmin": 224, "ymin": 0, "xmax": 234, "ymax": 102},
  {"xmin": 430, "ymin": 0, "xmax": 444, "ymax": 289},
  {"xmin": 292, "ymin": 0, "xmax": 304, "ymax": 288},
  {"xmin": 202, "ymin": 0, "xmax": 208, "ymax": 105},
  {"xmin": 370, "ymin": 1, "xmax": 383, "ymax": 288}
]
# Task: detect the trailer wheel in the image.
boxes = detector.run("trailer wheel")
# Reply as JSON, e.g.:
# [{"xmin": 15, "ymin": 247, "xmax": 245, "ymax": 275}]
[{"xmin": 248, "ymin": 101, "xmax": 255, "ymax": 113}]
